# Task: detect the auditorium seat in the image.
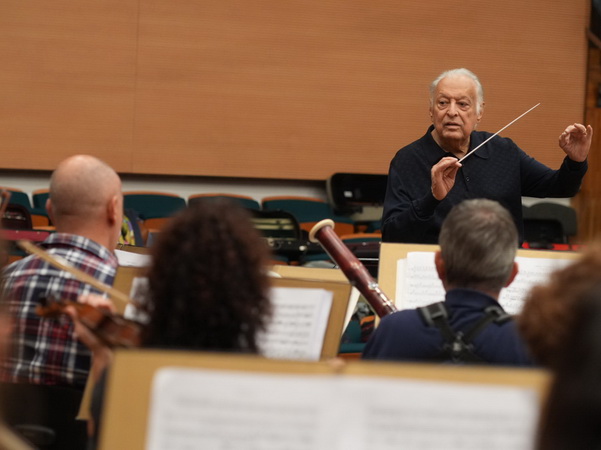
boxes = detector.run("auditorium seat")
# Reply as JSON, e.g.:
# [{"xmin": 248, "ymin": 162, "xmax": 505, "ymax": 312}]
[
  {"xmin": 338, "ymin": 319, "xmax": 364, "ymax": 357},
  {"xmin": 522, "ymin": 202, "xmax": 577, "ymax": 249},
  {"xmin": 123, "ymin": 191, "xmax": 186, "ymax": 231},
  {"xmin": 261, "ymin": 196, "xmax": 355, "ymax": 237},
  {"xmin": 188, "ymin": 193, "xmax": 260, "ymax": 210},
  {"xmin": 326, "ymin": 173, "xmax": 386, "ymax": 233},
  {"xmin": 32, "ymin": 189, "xmax": 49, "ymax": 210},
  {"xmin": 0, "ymin": 187, "xmax": 50, "ymax": 228}
]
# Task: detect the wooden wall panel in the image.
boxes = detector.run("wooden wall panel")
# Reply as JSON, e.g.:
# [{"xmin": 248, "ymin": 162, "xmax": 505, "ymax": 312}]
[
  {"xmin": 0, "ymin": 1, "xmax": 138, "ymax": 172},
  {"xmin": 0, "ymin": 0, "xmax": 590, "ymax": 180},
  {"xmin": 131, "ymin": 0, "xmax": 589, "ymax": 179},
  {"xmin": 575, "ymin": 46, "xmax": 601, "ymax": 242}
]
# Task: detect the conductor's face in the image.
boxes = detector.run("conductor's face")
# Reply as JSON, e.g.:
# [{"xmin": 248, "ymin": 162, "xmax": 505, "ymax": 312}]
[{"xmin": 430, "ymin": 75, "xmax": 482, "ymax": 153}]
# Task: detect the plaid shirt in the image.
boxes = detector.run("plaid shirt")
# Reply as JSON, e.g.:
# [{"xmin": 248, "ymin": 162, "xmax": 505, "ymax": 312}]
[{"xmin": 0, "ymin": 233, "xmax": 118, "ymax": 389}]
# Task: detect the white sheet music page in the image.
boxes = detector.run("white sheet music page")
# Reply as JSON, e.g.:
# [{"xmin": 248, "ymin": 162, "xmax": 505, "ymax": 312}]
[
  {"xmin": 145, "ymin": 367, "xmax": 539, "ymax": 450},
  {"xmin": 257, "ymin": 287, "xmax": 333, "ymax": 361},
  {"xmin": 397, "ymin": 252, "xmax": 572, "ymax": 314},
  {"xmin": 146, "ymin": 368, "xmax": 339, "ymax": 450},
  {"xmin": 499, "ymin": 256, "xmax": 572, "ymax": 315},
  {"xmin": 396, "ymin": 252, "xmax": 444, "ymax": 310},
  {"xmin": 341, "ymin": 376, "xmax": 538, "ymax": 450},
  {"xmin": 114, "ymin": 249, "xmax": 151, "ymax": 267}
]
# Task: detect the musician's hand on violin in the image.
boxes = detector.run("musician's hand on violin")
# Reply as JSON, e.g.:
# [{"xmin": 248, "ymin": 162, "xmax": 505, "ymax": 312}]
[
  {"xmin": 431, "ymin": 156, "xmax": 462, "ymax": 201},
  {"xmin": 78, "ymin": 294, "xmax": 117, "ymax": 313},
  {"xmin": 559, "ymin": 123, "xmax": 593, "ymax": 162},
  {"xmin": 64, "ymin": 294, "xmax": 115, "ymax": 381}
]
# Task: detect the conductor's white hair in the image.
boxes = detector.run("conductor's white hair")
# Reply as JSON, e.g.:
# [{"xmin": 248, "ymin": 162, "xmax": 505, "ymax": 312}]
[{"xmin": 430, "ymin": 68, "xmax": 484, "ymax": 115}]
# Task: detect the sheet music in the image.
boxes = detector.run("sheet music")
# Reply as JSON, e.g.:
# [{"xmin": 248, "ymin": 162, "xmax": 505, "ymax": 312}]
[
  {"xmin": 396, "ymin": 252, "xmax": 443, "ymax": 309},
  {"xmin": 146, "ymin": 368, "xmax": 337, "ymax": 450},
  {"xmin": 115, "ymin": 249, "xmax": 151, "ymax": 267},
  {"xmin": 342, "ymin": 376, "xmax": 538, "ymax": 450},
  {"xmin": 500, "ymin": 256, "xmax": 571, "ymax": 315},
  {"xmin": 257, "ymin": 287, "xmax": 333, "ymax": 361},
  {"xmin": 397, "ymin": 252, "xmax": 572, "ymax": 314},
  {"xmin": 145, "ymin": 367, "xmax": 538, "ymax": 450}
]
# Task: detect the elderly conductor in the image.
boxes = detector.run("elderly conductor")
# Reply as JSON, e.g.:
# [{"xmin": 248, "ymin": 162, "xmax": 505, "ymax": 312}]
[{"xmin": 382, "ymin": 68, "xmax": 592, "ymax": 244}]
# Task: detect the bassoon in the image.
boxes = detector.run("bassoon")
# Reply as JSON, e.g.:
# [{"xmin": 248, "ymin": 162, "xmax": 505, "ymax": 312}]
[{"xmin": 309, "ymin": 219, "xmax": 397, "ymax": 318}]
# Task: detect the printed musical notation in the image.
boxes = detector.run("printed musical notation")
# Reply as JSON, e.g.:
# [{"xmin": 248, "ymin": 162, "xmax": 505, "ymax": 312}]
[
  {"xmin": 257, "ymin": 287, "xmax": 333, "ymax": 361},
  {"xmin": 145, "ymin": 367, "xmax": 538, "ymax": 450},
  {"xmin": 396, "ymin": 252, "xmax": 572, "ymax": 314}
]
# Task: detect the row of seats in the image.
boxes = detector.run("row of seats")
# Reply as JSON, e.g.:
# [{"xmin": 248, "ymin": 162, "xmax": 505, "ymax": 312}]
[
  {"xmin": 0, "ymin": 186, "xmax": 579, "ymax": 246},
  {"xmin": 0, "ymin": 187, "xmax": 379, "ymax": 233},
  {"xmin": 0, "ymin": 187, "xmax": 51, "ymax": 228},
  {"xmin": 121, "ymin": 192, "xmax": 378, "ymax": 239},
  {"xmin": 121, "ymin": 192, "xmax": 382, "ymax": 268},
  {"xmin": 0, "ymin": 188, "xmax": 384, "ymax": 266}
]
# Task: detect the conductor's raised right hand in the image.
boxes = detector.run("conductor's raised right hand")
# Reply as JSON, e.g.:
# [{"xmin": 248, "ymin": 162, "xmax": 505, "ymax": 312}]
[{"xmin": 431, "ymin": 157, "xmax": 462, "ymax": 201}]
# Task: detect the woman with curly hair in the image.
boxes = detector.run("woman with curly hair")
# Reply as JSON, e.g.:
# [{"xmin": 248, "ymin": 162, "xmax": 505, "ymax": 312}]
[
  {"xmin": 529, "ymin": 280, "xmax": 601, "ymax": 449},
  {"xmin": 516, "ymin": 246, "xmax": 601, "ymax": 449},
  {"xmin": 140, "ymin": 199, "xmax": 272, "ymax": 352},
  {"xmin": 68, "ymin": 199, "xmax": 273, "ymax": 446}
]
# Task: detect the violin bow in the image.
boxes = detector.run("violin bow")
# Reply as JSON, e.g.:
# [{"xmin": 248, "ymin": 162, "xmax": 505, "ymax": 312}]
[
  {"xmin": 17, "ymin": 239, "xmax": 132, "ymax": 309},
  {"xmin": 458, "ymin": 103, "xmax": 541, "ymax": 163},
  {"xmin": 0, "ymin": 190, "xmax": 11, "ymax": 217}
]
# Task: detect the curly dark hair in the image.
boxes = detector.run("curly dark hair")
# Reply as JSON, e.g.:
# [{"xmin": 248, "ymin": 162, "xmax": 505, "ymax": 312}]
[
  {"xmin": 518, "ymin": 244, "xmax": 601, "ymax": 369},
  {"xmin": 536, "ymin": 284, "xmax": 601, "ymax": 449},
  {"xmin": 140, "ymin": 199, "xmax": 272, "ymax": 353}
]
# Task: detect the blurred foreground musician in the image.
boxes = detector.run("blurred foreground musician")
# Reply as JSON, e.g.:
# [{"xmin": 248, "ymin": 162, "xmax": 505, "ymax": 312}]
[
  {"xmin": 363, "ymin": 199, "xmax": 533, "ymax": 366},
  {"xmin": 518, "ymin": 245, "xmax": 601, "ymax": 369},
  {"xmin": 516, "ymin": 245, "xmax": 601, "ymax": 448},
  {"xmin": 0, "ymin": 155, "xmax": 123, "ymax": 449},
  {"xmin": 529, "ymin": 278, "xmax": 601, "ymax": 449}
]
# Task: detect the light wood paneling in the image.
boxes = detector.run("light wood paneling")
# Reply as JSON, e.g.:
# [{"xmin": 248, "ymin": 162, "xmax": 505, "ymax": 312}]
[
  {"xmin": 0, "ymin": 1, "xmax": 138, "ymax": 172},
  {"xmin": 575, "ymin": 45, "xmax": 601, "ymax": 242},
  {"xmin": 131, "ymin": 0, "xmax": 589, "ymax": 179},
  {"xmin": 0, "ymin": 0, "xmax": 590, "ymax": 179}
]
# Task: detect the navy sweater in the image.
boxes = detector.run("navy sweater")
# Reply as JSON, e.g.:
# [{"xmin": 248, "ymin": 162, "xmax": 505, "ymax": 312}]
[{"xmin": 382, "ymin": 126, "xmax": 588, "ymax": 244}]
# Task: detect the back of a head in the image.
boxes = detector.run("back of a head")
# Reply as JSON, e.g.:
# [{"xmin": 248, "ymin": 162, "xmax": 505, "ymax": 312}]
[
  {"xmin": 49, "ymin": 155, "xmax": 121, "ymax": 225},
  {"xmin": 143, "ymin": 199, "xmax": 272, "ymax": 352},
  {"xmin": 536, "ymin": 284, "xmax": 601, "ymax": 449},
  {"xmin": 439, "ymin": 199, "xmax": 518, "ymax": 292}
]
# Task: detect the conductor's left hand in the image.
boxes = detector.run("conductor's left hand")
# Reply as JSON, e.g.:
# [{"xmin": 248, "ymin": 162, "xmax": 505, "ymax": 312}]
[{"xmin": 559, "ymin": 123, "xmax": 593, "ymax": 162}]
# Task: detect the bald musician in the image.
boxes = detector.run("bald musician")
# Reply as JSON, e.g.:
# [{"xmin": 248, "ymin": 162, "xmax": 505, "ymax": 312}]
[
  {"xmin": 382, "ymin": 68, "xmax": 592, "ymax": 244},
  {"xmin": 0, "ymin": 155, "xmax": 123, "ymax": 390}
]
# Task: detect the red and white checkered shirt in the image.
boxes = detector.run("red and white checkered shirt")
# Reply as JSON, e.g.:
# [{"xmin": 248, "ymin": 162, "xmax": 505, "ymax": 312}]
[{"xmin": 0, "ymin": 233, "xmax": 118, "ymax": 389}]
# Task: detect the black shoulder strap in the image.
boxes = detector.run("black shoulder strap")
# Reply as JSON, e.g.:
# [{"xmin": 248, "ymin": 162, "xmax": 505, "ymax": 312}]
[
  {"xmin": 418, "ymin": 302, "xmax": 512, "ymax": 363},
  {"xmin": 418, "ymin": 302, "xmax": 457, "ymax": 343},
  {"xmin": 463, "ymin": 305, "xmax": 511, "ymax": 342}
]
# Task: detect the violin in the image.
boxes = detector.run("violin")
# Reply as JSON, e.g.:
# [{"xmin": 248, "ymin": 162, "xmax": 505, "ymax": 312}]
[
  {"xmin": 36, "ymin": 297, "xmax": 143, "ymax": 348},
  {"xmin": 16, "ymin": 239, "xmax": 143, "ymax": 348}
]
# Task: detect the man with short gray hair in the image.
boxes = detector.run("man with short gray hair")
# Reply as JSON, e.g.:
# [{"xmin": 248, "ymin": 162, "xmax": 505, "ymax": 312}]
[{"xmin": 363, "ymin": 199, "xmax": 533, "ymax": 365}]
